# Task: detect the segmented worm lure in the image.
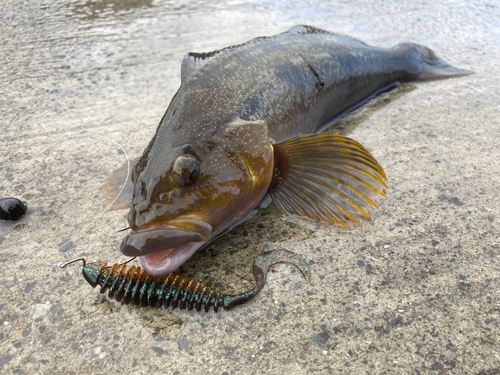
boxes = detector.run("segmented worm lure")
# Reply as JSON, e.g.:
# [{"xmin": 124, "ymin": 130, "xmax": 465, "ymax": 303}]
[{"xmin": 59, "ymin": 249, "xmax": 311, "ymax": 312}]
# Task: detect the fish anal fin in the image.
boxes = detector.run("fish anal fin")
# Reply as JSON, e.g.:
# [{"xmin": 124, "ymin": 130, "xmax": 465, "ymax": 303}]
[
  {"xmin": 269, "ymin": 134, "xmax": 387, "ymax": 228},
  {"xmin": 98, "ymin": 157, "xmax": 139, "ymax": 211}
]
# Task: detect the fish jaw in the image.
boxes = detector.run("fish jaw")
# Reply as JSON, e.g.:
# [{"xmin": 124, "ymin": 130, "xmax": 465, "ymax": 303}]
[
  {"xmin": 120, "ymin": 218, "xmax": 212, "ymax": 276},
  {"xmin": 140, "ymin": 241, "xmax": 207, "ymax": 276}
]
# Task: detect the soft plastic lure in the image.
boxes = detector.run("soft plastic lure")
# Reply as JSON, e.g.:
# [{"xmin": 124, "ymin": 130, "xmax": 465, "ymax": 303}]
[{"xmin": 59, "ymin": 249, "xmax": 311, "ymax": 312}]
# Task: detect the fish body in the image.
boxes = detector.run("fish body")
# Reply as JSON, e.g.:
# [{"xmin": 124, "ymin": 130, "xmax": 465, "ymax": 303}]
[{"xmin": 112, "ymin": 25, "xmax": 471, "ymax": 276}]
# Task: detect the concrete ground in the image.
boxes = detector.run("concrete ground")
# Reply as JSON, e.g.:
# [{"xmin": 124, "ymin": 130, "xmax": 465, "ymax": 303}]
[{"xmin": 1, "ymin": 0, "xmax": 499, "ymax": 373}]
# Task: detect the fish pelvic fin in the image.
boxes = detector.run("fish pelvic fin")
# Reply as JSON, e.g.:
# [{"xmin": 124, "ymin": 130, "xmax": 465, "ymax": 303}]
[
  {"xmin": 405, "ymin": 43, "xmax": 474, "ymax": 80},
  {"xmin": 99, "ymin": 157, "xmax": 138, "ymax": 211},
  {"xmin": 268, "ymin": 134, "xmax": 387, "ymax": 229}
]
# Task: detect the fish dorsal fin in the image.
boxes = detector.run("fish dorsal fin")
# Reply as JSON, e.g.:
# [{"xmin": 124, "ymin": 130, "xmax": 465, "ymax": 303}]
[
  {"xmin": 181, "ymin": 53, "xmax": 208, "ymax": 81},
  {"xmin": 269, "ymin": 134, "xmax": 387, "ymax": 229},
  {"xmin": 284, "ymin": 25, "xmax": 368, "ymax": 46},
  {"xmin": 99, "ymin": 157, "xmax": 139, "ymax": 211},
  {"xmin": 285, "ymin": 25, "xmax": 332, "ymax": 35},
  {"xmin": 181, "ymin": 36, "xmax": 267, "ymax": 81},
  {"xmin": 180, "ymin": 25, "xmax": 365, "ymax": 81}
]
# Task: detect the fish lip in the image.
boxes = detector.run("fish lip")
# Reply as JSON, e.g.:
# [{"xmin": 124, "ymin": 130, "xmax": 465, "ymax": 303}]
[
  {"xmin": 120, "ymin": 220, "xmax": 212, "ymax": 257},
  {"xmin": 141, "ymin": 242, "xmax": 207, "ymax": 276}
]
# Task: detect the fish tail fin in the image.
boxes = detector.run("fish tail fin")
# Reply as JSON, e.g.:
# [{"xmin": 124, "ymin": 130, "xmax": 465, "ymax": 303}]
[{"xmin": 404, "ymin": 42, "xmax": 474, "ymax": 81}]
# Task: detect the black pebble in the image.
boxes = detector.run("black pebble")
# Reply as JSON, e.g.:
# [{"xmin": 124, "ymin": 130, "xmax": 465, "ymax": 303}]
[{"xmin": 0, "ymin": 198, "xmax": 27, "ymax": 221}]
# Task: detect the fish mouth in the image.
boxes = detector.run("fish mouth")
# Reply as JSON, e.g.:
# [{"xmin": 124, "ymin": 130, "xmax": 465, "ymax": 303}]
[
  {"xmin": 120, "ymin": 219, "xmax": 212, "ymax": 276},
  {"xmin": 140, "ymin": 242, "xmax": 207, "ymax": 276}
]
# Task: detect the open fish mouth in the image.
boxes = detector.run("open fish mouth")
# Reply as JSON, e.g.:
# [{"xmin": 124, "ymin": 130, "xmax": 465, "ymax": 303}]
[
  {"xmin": 120, "ymin": 221, "xmax": 212, "ymax": 276},
  {"xmin": 139, "ymin": 241, "xmax": 207, "ymax": 276}
]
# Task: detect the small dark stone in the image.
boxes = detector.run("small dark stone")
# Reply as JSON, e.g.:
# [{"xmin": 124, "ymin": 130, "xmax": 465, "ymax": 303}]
[
  {"xmin": 152, "ymin": 346, "xmax": 165, "ymax": 356},
  {"xmin": 177, "ymin": 338, "xmax": 189, "ymax": 351},
  {"xmin": 357, "ymin": 260, "xmax": 365, "ymax": 267},
  {"xmin": 431, "ymin": 240, "xmax": 439, "ymax": 247},
  {"xmin": 24, "ymin": 281, "xmax": 36, "ymax": 294},
  {"xmin": 391, "ymin": 317, "xmax": 403, "ymax": 327},
  {"xmin": 312, "ymin": 330, "xmax": 330, "ymax": 347},
  {"xmin": 58, "ymin": 239, "xmax": 75, "ymax": 252},
  {"xmin": 308, "ymin": 260, "xmax": 315, "ymax": 265},
  {"xmin": 320, "ymin": 298, "xmax": 326, "ymax": 304},
  {"xmin": 381, "ymin": 280, "xmax": 388, "ymax": 286},
  {"xmin": 0, "ymin": 198, "xmax": 27, "ymax": 221},
  {"xmin": 431, "ymin": 362, "xmax": 443, "ymax": 370},
  {"xmin": 0, "ymin": 355, "xmax": 12, "ymax": 367},
  {"xmin": 488, "ymin": 216, "xmax": 494, "ymax": 222},
  {"xmin": 450, "ymin": 197, "xmax": 464, "ymax": 206},
  {"xmin": 88, "ymin": 329, "xmax": 99, "ymax": 337}
]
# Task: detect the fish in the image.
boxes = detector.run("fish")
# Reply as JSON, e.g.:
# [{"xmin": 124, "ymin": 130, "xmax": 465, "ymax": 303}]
[{"xmin": 100, "ymin": 25, "xmax": 472, "ymax": 276}]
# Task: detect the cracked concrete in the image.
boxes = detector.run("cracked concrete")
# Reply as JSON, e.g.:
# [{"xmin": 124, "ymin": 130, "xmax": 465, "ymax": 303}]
[{"xmin": 1, "ymin": 0, "xmax": 499, "ymax": 373}]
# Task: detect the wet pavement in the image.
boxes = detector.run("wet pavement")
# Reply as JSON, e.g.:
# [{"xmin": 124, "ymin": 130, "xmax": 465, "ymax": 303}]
[{"xmin": 1, "ymin": 0, "xmax": 500, "ymax": 373}]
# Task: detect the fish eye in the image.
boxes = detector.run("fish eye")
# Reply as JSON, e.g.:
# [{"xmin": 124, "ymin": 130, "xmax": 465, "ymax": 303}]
[{"xmin": 172, "ymin": 155, "xmax": 200, "ymax": 187}]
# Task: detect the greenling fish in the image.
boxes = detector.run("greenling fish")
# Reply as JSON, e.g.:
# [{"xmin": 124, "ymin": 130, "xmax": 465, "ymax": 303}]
[{"xmin": 101, "ymin": 25, "xmax": 471, "ymax": 276}]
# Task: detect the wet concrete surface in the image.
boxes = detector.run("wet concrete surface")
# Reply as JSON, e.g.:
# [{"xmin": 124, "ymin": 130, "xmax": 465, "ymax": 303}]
[{"xmin": 1, "ymin": 0, "xmax": 500, "ymax": 373}]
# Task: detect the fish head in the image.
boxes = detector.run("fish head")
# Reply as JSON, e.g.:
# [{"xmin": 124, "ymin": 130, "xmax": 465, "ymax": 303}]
[{"xmin": 121, "ymin": 118, "xmax": 273, "ymax": 276}]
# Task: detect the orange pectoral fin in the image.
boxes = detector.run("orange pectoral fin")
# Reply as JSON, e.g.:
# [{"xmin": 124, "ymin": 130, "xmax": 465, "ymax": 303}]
[
  {"xmin": 268, "ymin": 133, "xmax": 388, "ymax": 229},
  {"xmin": 99, "ymin": 157, "xmax": 139, "ymax": 211}
]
